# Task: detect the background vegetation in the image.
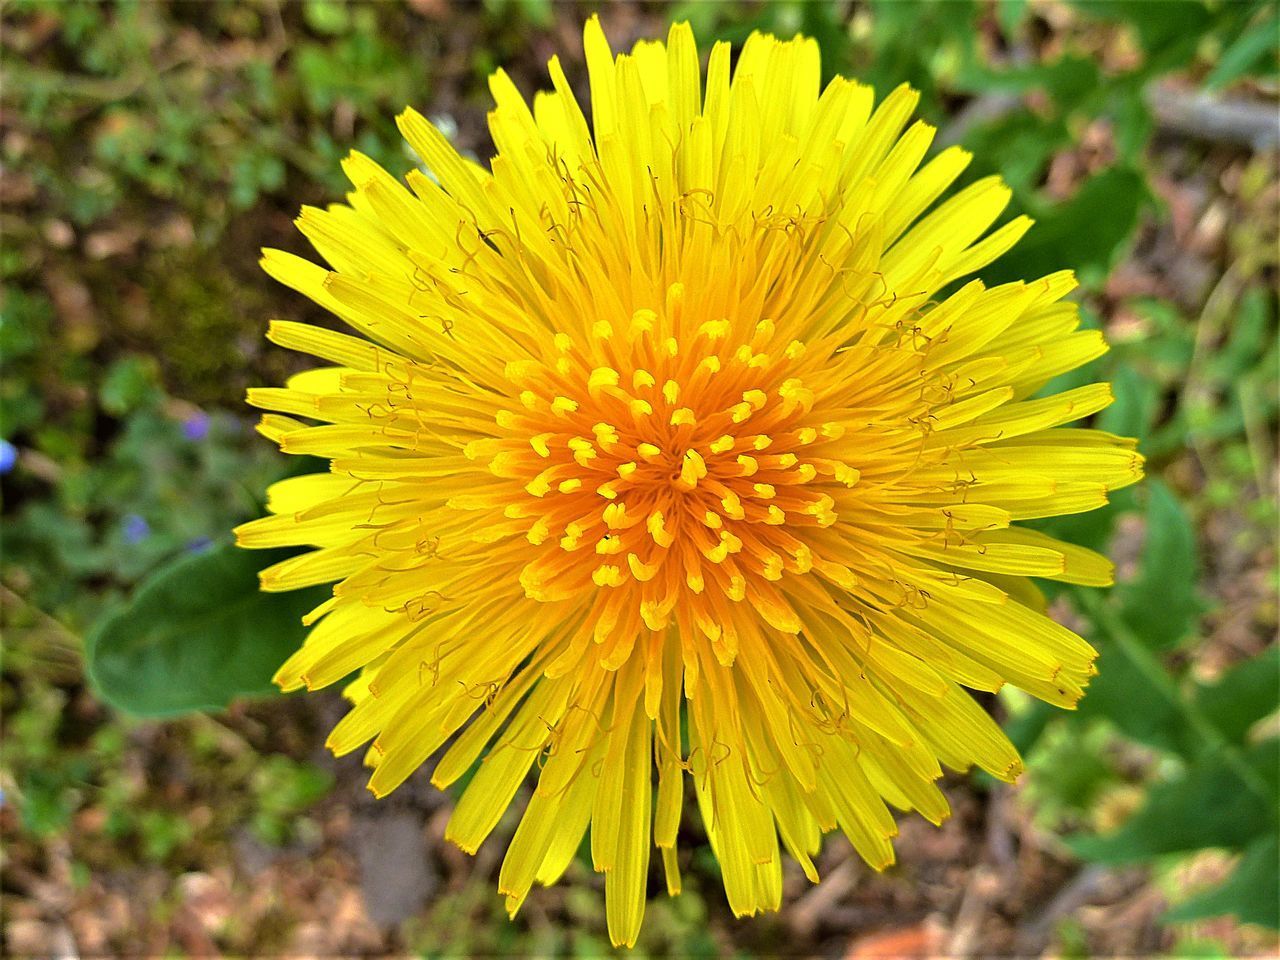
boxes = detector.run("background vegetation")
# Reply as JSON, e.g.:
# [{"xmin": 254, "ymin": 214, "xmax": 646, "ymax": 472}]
[{"xmin": 2, "ymin": 1, "xmax": 1277, "ymax": 956}]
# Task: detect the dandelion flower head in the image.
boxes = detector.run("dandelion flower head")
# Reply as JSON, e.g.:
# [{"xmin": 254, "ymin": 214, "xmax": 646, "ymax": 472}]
[{"xmin": 237, "ymin": 17, "xmax": 1143, "ymax": 947}]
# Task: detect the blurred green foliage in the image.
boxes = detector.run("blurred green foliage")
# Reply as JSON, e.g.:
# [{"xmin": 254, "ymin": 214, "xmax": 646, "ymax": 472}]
[{"xmin": 2, "ymin": 0, "xmax": 1278, "ymax": 952}]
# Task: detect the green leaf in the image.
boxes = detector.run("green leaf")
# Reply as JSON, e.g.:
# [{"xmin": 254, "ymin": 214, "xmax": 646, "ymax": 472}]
[
  {"xmin": 1068, "ymin": 739, "xmax": 1278, "ymax": 863},
  {"xmin": 995, "ymin": 0, "xmax": 1028, "ymax": 40},
  {"xmin": 1098, "ymin": 363, "xmax": 1161, "ymax": 443},
  {"xmin": 1117, "ymin": 480, "xmax": 1201, "ymax": 651},
  {"xmin": 1003, "ymin": 698, "xmax": 1057, "ymax": 754},
  {"xmin": 1164, "ymin": 832, "xmax": 1280, "ymax": 929},
  {"xmin": 1194, "ymin": 648, "xmax": 1280, "ymax": 745},
  {"xmin": 1205, "ymin": 16, "xmax": 1280, "ymax": 90},
  {"xmin": 957, "ymin": 55, "xmax": 1101, "ymax": 112},
  {"xmin": 1067, "ymin": 583, "xmax": 1191, "ymax": 759},
  {"xmin": 85, "ymin": 543, "xmax": 325, "ymax": 718},
  {"xmin": 959, "ymin": 111, "xmax": 1070, "ymax": 195},
  {"xmin": 1074, "ymin": 644, "xmax": 1188, "ymax": 753},
  {"xmin": 1106, "ymin": 77, "xmax": 1155, "ymax": 161},
  {"xmin": 982, "ymin": 167, "xmax": 1152, "ymax": 289},
  {"xmin": 1206, "ymin": 287, "xmax": 1274, "ymax": 383}
]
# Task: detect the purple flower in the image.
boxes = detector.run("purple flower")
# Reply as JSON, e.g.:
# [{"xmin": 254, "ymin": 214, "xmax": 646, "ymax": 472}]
[
  {"xmin": 186, "ymin": 536, "xmax": 214, "ymax": 554},
  {"xmin": 182, "ymin": 411, "xmax": 211, "ymax": 442},
  {"xmin": 122, "ymin": 514, "xmax": 150, "ymax": 544},
  {"xmin": 0, "ymin": 440, "xmax": 16, "ymax": 475}
]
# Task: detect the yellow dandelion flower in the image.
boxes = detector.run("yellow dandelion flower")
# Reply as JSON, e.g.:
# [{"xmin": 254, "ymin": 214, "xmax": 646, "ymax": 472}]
[{"xmin": 237, "ymin": 17, "xmax": 1142, "ymax": 947}]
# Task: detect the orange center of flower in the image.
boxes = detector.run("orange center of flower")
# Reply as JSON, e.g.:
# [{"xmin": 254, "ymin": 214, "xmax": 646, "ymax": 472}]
[{"xmin": 476, "ymin": 282, "xmax": 861, "ymax": 666}]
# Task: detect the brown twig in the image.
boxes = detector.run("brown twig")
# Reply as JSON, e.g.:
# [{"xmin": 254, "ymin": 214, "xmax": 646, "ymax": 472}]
[
  {"xmin": 788, "ymin": 857, "xmax": 859, "ymax": 939},
  {"xmin": 1015, "ymin": 864, "xmax": 1114, "ymax": 954},
  {"xmin": 1148, "ymin": 84, "xmax": 1280, "ymax": 151},
  {"xmin": 939, "ymin": 84, "xmax": 1280, "ymax": 153}
]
